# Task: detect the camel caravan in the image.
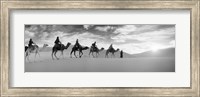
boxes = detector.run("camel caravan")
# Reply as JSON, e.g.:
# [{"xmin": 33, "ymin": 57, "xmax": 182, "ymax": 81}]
[{"xmin": 25, "ymin": 37, "xmax": 123, "ymax": 61}]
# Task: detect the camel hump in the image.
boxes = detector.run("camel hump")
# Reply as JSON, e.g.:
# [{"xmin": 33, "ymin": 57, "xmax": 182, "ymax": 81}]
[
  {"xmin": 31, "ymin": 44, "xmax": 38, "ymax": 48},
  {"xmin": 61, "ymin": 44, "xmax": 64, "ymax": 47},
  {"xmin": 67, "ymin": 42, "xmax": 71, "ymax": 45}
]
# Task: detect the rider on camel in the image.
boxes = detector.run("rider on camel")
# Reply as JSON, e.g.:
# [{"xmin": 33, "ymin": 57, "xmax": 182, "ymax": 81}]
[
  {"xmin": 75, "ymin": 39, "xmax": 80, "ymax": 48},
  {"xmin": 91, "ymin": 41, "xmax": 97, "ymax": 50},
  {"xmin": 108, "ymin": 44, "xmax": 113, "ymax": 50},
  {"xmin": 54, "ymin": 36, "xmax": 61, "ymax": 47},
  {"xmin": 28, "ymin": 38, "xmax": 35, "ymax": 50}
]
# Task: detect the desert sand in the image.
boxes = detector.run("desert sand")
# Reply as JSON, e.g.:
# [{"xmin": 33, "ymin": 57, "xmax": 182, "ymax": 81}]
[{"xmin": 25, "ymin": 50, "xmax": 175, "ymax": 72}]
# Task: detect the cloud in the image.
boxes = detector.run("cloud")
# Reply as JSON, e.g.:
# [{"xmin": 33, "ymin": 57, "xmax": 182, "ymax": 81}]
[
  {"xmin": 83, "ymin": 25, "xmax": 94, "ymax": 30},
  {"xmin": 113, "ymin": 25, "xmax": 137, "ymax": 35},
  {"xmin": 24, "ymin": 24, "xmax": 175, "ymax": 54},
  {"xmin": 111, "ymin": 26, "xmax": 175, "ymax": 44},
  {"xmin": 95, "ymin": 26, "xmax": 115, "ymax": 32}
]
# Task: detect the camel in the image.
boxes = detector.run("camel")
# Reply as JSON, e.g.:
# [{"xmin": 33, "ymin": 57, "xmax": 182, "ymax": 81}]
[
  {"xmin": 40, "ymin": 44, "xmax": 49, "ymax": 51},
  {"xmin": 105, "ymin": 47, "xmax": 120, "ymax": 58},
  {"xmin": 70, "ymin": 45, "xmax": 89, "ymax": 58},
  {"xmin": 25, "ymin": 44, "xmax": 48, "ymax": 52},
  {"xmin": 89, "ymin": 47, "xmax": 104, "ymax": 58},
  {"xmin": 52, "ymin": 42, "xmax": 71, "ymax": 60},
  {"xmin": 25, "ymin": 44, "xmax": 48, "ymax": 61}
]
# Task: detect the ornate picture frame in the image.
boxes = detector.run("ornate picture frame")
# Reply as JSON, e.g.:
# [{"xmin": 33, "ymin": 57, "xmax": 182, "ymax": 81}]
[{"xmin": 1, "ymin": 0, "xmax": 199, "ymax": 96}]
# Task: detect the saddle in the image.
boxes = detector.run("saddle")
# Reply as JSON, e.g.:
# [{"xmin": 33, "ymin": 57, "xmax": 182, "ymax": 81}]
[
  {"xmin": 91, "ymin": 45, "xmax": 97, "ymax": 51},
  {"xmin": 28, "ymin": 45, "xmax": 35, "ymax": 51},
  {"xmin": 55, "ymin": 44, "xmax": 62, "ymax": 48},
  {"xmin": 109, "ymin": 47, "xmax": 114, "ymax": 51}
]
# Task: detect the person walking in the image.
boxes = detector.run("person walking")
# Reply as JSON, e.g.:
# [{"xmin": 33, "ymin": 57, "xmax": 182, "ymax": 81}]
[{"xmin": 120, "ymin": 50, "xmax": 123, "ymax": 58}]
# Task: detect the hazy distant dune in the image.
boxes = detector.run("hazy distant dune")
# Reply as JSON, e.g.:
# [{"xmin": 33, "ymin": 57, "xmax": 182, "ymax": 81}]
[
  {"xmin": 40, "ymin": 46, "xmax": 175, "ymax": 58},
  {"xmin": 131, "ymin": 48, "xmax": 175, "ymax": 58}
]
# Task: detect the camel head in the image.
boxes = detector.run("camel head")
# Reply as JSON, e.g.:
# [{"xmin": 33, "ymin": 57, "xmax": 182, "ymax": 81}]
[
  {"xmin": 81, "ymin": 46, "xmax": 89, "ymax": 50},
  {"xmin": 65, "ymin": 42, "xmax": 71, "ymax": 49},
  {"xmin": 43, "ymin": 44, "xmax": 48, "ymax": 47},
  {"xmin": 85, "ymin": 46, "xmax": 89, "ymax": 50},
  {"xmin": 100, "ymin": 47, "xmax": 104, "ymax": 50},
  {"xmin": 116, "ymin": 48, "xmax": 120, "ymax": 52},
  {"xmin": 66, "ymin": 42, "xmax": 71, "ymax": 47}
]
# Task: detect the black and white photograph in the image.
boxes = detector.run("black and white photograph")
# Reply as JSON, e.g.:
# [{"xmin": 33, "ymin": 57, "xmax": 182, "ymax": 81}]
[{"xmin": 25, "ymin": 24, "xmax": 175, "ymax": 72}]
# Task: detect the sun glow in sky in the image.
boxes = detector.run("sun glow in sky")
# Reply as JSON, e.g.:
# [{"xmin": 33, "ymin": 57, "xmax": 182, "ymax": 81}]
[
  {"xmin": 25, "ymin": 25, "xmax": 175, "ymax": 54},
  {"xmin": 151, "ymin": 44, "xmax": 164, "ymax": 52}
]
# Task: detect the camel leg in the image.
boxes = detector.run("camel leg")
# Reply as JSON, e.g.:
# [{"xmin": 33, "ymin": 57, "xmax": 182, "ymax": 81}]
[
  {"xmin": 52, "ymin": 51, "xmax": 54, "ymax": 60},
  {"xmin": 25, "ymin": 52, "xmax": 28, "ymax": 62},
  {"xmin": 52, "ymin": 52, "xmax": 54, "ymax": 60},
  {"xmin": 96, "ymin": 52, "xmax": 99, "ymax": 58},
  {"xmin": 54, "ymin": 51, "xmax": 59, "ymax": 60},
  {"xmin": 79, "ymin": 51, "xmax": 81, "ymax": 58},
  {"xmin": 89, "ymin": 51, "xmax": 91, "ymax": 57},
  {"xmin": 60, "ymin": 50, "xmax": 64, "ymax": 59},
  {"xmin": 37, "ymin": 52, "xmax": 40, "ymax": 58},
  {"xmin": 26, "ymin": 53, "xmax": 30, "ymax": 62},
  {"xmin": 96, "ymin": 52, "xmax": 98, "ymax": 58},
  {"xmin": 92, "ymin": 52, "xmax": 95, "ymax": 58},
  {"xmin": 36, "ymin": 50, "xmax": 40, "ymax": 57},
  {"xmin": 25, "ymin": 53, "xmax": 27, "ymax": 62},
  {"xmin": 79, "ymin": 51, "xmax": 83, "ymax": 58},
  {"xmin": 74, "ymin": 51, "xmax": 77, "ymax": 58},
  {"xmin": 81, "ymin": 52, "xmax": 83, "ymax": 58},
  {"xmin": 26, "ymin": 55, "xmax": 30, "ymax": 62},
  {"xmin": 108, "ymin": 53, "xmax": 110, "ymax": 58},
  {"xmin": 79, "ymin": 50, "xmax": 83, "ymax": 58},
  {"xmin": 34, "ymin": 50, "xmax": 39, "ymax": 62},
  {"xmin": 70, "ymin": 50, "xmax": 73, "ymax": 58},
  {"xmin": 28, "ymin": 52, "xmax": 31, "ymax": 61},
  {"xmin": 55, "ymin": 52, "xmax": 59, "ymax": 60},
  {"xmin": 105, "ymin": 52, "xmax": 109, "ymax": 58},
  {"xmin": 94, "ymin": 52, "xmax": 97, "ymax": 58},
  {"xmin": 112, "ymin": 53, "xmax": 115, "ymax": 58},
  {"xmin": 111, "ymin": 53, "xmax": 113, "ymax": 58},
  {"xmin": 61, "ymin": 51, "xmax": 64, "ymax": 58},
  {"xmin": 34, "ymin": 52, "xmax": 37, "ymax": 62},
  {"xmin": 26, "ymin": 51, "xmax": 31, "ymax": 62}
]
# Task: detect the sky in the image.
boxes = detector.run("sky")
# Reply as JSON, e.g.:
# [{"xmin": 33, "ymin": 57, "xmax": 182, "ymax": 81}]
[{"xmin": 25, "ymin": 25, "xmax": 175, "ymax": 54}]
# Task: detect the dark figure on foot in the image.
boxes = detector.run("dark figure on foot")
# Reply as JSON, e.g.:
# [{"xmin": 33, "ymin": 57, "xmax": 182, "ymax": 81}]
[{"xmin": 120, "ymin": 50, "xmax": 123, "ymax": 58}]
